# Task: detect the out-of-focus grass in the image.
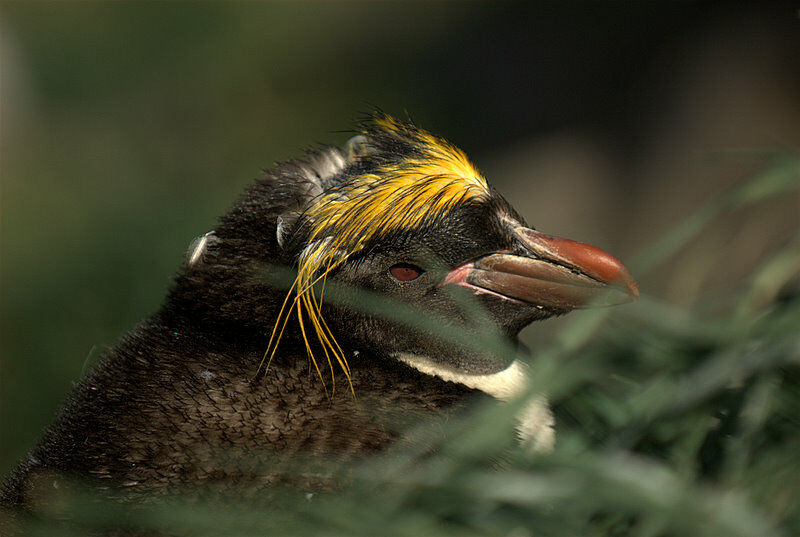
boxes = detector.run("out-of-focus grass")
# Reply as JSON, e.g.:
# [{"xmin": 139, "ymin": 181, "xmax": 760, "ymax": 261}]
[{"xmin": 7, "ymin": 155, "xmax": 799, "ymax": 536}]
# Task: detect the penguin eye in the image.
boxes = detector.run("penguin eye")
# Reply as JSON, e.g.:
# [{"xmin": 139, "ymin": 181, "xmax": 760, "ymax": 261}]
[{"xmin": 388, "ymin": 263, "xmax": 424, "ymax": 282}]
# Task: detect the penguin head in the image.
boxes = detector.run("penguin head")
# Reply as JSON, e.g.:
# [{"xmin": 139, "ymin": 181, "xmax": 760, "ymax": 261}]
[{"xmin": 186, "ymin": 115, "xmax": 638, "ymax": 383}]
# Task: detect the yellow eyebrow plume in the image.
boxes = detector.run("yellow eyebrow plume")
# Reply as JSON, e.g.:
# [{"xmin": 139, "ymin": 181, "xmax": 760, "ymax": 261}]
[{"xmin": 259, "ymin": 115, "xmax": 490, "ymax": 395}]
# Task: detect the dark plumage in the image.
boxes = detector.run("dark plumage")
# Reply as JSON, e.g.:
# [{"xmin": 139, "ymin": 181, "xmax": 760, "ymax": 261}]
[{"xmin": 1, "ymin": 115, "xmax": 637, "ymax": 509}]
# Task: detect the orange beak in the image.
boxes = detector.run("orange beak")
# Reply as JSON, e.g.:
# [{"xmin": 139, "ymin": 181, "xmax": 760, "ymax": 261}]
[{"xmin": 445, "ymin": 226, "xmax": 639, "ymax": 311}]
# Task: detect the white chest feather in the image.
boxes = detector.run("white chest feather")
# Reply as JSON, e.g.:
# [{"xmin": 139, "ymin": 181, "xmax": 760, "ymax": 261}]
[{"xmin": 394, "ymin": 353, "xmax": 555, "ymax": 452}]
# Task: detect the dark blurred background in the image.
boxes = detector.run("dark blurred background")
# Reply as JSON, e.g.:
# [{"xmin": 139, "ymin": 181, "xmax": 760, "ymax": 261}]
[{"xmin": 1, "ymin": 2, "xmax": 797, "ymax": 475}]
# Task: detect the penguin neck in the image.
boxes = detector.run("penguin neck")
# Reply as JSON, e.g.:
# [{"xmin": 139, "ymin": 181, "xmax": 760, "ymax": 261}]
[
  {"xmin": 393, "ymin": 351, "xmax": 555, "ymax": 452},
  {"xmin": 392, "ymin": 352, "xmax": 529, "ymax": 401}
]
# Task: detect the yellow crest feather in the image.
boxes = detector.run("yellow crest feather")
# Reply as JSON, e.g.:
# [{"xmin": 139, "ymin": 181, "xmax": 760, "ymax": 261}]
[{"xmin": 260, "ymin": 116, "xmax": 489, "ymax": 395}]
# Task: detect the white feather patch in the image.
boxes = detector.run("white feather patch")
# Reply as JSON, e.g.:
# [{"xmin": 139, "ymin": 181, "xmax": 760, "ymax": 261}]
[
  {"xmin": 186, "ymin": 231, "xmax": 216, "ymax": 267},
  {"xmin": 394, "ymin": 353, "xmax": 555, "ymax": 451},
  {"xmin": 302, "ymin": 147, "xmax": 348, "ymax": 191},
  {"xmin": 276, "ymin": 215, "xmax": 291, "ymax": 249}
]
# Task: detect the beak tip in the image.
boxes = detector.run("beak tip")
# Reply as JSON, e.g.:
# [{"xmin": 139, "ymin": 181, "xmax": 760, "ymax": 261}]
[
  {"xmin": 628, "ymin": 281, "xmax": 640, "ymax": 301},
  {"xmin": 515, "ymin": 226, "xmax": 640, "ymax": 306},
  {"xmin": 612, "ymin": 267, "xmax": 639, "ymax": 302}
]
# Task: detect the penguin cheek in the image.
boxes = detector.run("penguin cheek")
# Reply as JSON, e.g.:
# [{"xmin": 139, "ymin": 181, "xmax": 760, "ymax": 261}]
[{"xmin": 324, "ymin": 291, "xmax": 515, "ymax": 374}]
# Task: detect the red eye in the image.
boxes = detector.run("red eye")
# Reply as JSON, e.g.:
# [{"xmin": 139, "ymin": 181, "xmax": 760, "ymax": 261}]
[{"xmin": 389, "ymin": 263, "xmax": 423, "ymax": 282}]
